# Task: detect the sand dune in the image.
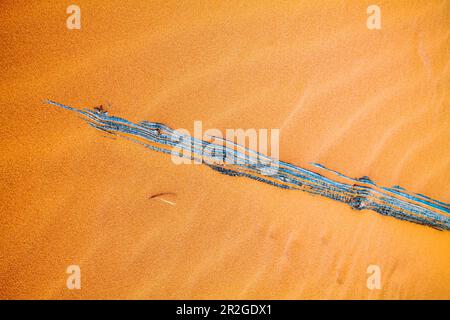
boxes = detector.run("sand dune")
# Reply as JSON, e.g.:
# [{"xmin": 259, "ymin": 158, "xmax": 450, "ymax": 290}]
[{"xmin": 1, "ymin": 1, "xmax": 449, "ymax": 299}]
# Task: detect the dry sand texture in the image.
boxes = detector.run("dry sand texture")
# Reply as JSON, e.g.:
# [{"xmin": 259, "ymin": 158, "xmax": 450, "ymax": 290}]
[{"xmin": 0, "ymin": 1, "xmax": 449, "ymax": 299}]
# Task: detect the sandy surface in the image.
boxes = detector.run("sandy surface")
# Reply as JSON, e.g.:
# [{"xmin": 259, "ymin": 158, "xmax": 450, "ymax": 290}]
[{"xmin": 1, "ymin": 1, "xmax": 449, "ymax": 299}]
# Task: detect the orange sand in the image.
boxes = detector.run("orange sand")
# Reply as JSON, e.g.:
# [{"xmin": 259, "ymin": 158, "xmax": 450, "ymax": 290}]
[{"xmin": 0, "ymin": 1, "xmax": 449, "ymax": 299}]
